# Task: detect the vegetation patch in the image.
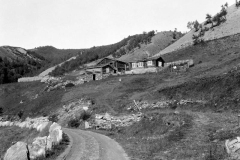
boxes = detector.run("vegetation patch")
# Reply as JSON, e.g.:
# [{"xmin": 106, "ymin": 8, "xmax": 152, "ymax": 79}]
[{"xmin": 105, "ymin": 111, "xmax": 193, "ymax": 160}]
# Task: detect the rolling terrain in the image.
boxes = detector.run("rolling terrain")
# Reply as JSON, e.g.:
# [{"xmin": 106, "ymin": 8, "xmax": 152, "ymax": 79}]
[
  {"xmin": 118, "ymin": 31, "xmax": 184, "ymax": 62},
  {"xmin": 1, "ymin": 3, "xmax": 240, "ymax": 160},
  {"xmin": 155, "ymin": 4, "xmax": 240, "ymax": 57}
]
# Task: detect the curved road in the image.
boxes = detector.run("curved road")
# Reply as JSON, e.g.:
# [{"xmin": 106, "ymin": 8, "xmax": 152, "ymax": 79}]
[{"xmin": 57, "ymin": 128, "xmax": 129, "ymax": 160}]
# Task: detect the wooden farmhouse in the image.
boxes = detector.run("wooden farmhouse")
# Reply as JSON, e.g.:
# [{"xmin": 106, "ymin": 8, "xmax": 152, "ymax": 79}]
[
  {"xmin": 84, "ymin": 57, "xmax": 129, "ymax": 80},
  {"xmin": 128, "ymin": 56, "xmax": 165, "ymax": 70}
]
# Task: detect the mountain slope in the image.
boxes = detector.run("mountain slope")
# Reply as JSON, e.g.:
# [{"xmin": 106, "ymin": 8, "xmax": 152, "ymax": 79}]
[
  {"xmin": 0, "ymin": 46, "xmax": 44, "ymax": 62},
  {"xmin": 0, "ymin": 46, "xmax": 45, "ymax": 84},
  {"xmin": 155, "ymin": 4, "xmax": 240, "ymax": 57},
  {"xmin": 118, "ymin": 31, "xmax": 184, "ymax": 62},
  {"xmin": 30, "ymin": 46, "xmax": 84, "ymax": 65}
]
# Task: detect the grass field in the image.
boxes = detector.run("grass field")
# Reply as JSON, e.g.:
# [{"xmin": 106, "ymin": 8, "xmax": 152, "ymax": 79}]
[{"xmin": 0, "ymin": 126, "xmax": 39, "ymax": 158}]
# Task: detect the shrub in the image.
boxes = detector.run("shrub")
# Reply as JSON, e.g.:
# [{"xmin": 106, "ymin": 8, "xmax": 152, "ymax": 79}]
[
  {"xmin": 17, "ymin": 110, "xmax": 24, "ymax": 120},
  {"xmin": 48, "ymin": 114, "xmax": 59, "ymax": 122},
  {"xmin": 236, "ymin": 0, "xmax": 240, "ymax": 8},
  {"xmin": 68, "ymin": 119, "xmax": 81, "ymax": 128},
  {"xmin": 79, "ymin": 111, "xmax": 91, "ymax": 121},
  {"xmin": 192, "ymin": 34, "xmax": 205, "ymax": 45},
  {"xmin": 65, "ymin": 83, "xmax": 75, "ymax": 88},
  {"xmin": 205, "ymin": 14, "xmax": 213, "ymax": 27},
  {"xmin": 212, "ymin": 13, "xmax": 221, "ymax": 26},
  {"xmin": 0, "ymin": 107, "xmax": 3, "ymax": 115}
]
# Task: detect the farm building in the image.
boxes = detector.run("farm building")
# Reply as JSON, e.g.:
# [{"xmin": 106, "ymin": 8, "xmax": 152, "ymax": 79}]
[
  {"xmin": 124, "ymin": 56, "xmax": 165, "ymax": 74},
  {"xmin": 85, "ymin": 57, "xmax": 129, "ymax": 72}
]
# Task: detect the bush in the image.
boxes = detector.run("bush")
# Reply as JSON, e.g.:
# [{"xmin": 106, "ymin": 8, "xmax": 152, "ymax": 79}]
[
  {"xmin": 236, "ymin": 0, "xmax": 240, "ymax": 8},
  {"xmin": 17, "ymin": 110, "xmax": 24, "ymax": 120},
  {"xmin": 48, "ymin": 114, "xmax": 59, "ymax": 122},
  {"xmin": 0, "ymin": 107, "xmax": 3, "ymax": 115},
  {"xmin": 79, "ymin": 111, "xmax": 91, "ymax": 121},
  {"xmin": 68, "ymin": 119, "xmax": 81, "ymax": 128},
  {"xmin": 65, "ymin": 83, "xmax": 75, "ymax": 88}
]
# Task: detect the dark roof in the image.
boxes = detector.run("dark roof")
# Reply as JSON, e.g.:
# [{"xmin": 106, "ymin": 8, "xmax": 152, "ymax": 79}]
[
  {"xmin": 86, "ymin": 63, "xmax": 117, "ymax": 70},
  {"xmin": 148, "ymin": 56, "xmax": 164, "ymax": 61},
  {"xmin": 85, "ymin": 57, "xmax": 127, "ymax": 67}
]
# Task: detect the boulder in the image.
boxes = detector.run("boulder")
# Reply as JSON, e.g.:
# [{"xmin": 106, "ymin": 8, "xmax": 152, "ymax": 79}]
[
  {"xmin": 4, "ymin": 142, "xmax": 29, "ymax": 160},
  {"xmin": 36, "ymin": 121, "xmax": 50, "ymax": 132},
  {"xmin": 49, "ymin": 122, "xmax": 61, "ymax": 133},
  {"xmin": 85, "ymin": 121, "xmax": 90, "ymax": 129},
  {"xmin": 49, "ymin": 128, "xmax": 63, "ymax": 145},
  {"xmin": 28, "ymin": 137, "xmax": 47, "ymax": 159},
  {"xmin": 226, "ymin": 137, "xmax": 240, "ymax": 159},
  {"xmin": 104, "ymin": 113, "xmax": 111, "ymax": 121}
]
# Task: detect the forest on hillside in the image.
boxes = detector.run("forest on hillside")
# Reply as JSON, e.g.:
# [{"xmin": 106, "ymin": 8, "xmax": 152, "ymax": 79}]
[
  {"xmin": 0, "ymin": 56, "xmax": 42, "ymax": 84},
  {"xmin": 50, "ymin": 31, "xmax": 156, "ymax": 76}
]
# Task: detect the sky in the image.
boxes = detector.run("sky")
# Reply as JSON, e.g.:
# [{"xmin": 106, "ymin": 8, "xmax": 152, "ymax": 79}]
[{"xmin": 0, "ymin": 0, "xmax": 234, "ymax": 49}]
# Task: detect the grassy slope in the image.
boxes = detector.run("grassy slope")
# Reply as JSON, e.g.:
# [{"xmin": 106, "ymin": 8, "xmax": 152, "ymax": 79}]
[
  {"xmin": 1, "ymin": 33, "xmax": 240, "ymax": 159},
  {"xmin": 156, "ymin": 4, "xmax": 240, "ymax": 57},
  {"xmin": 61, "ymin": 33, "xmax": 240, "ymax": 159},
  {"xmin": 0, "ymin": 82, "xmax": 66, "ymax": 118},
  {"xmin": 118, "ymin": 31, "xmax": 183, "ymax": 62}
]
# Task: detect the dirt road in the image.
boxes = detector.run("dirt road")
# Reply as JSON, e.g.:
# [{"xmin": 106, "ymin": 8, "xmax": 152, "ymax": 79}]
[{"xmin": 57, "ymin": 128, "xmax": 129, "ymax": 160}]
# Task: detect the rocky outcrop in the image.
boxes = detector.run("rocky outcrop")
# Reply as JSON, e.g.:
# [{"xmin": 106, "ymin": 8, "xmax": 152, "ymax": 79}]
[
  {"xmin": 28, "ymin": 137, "xmax": 47, "ymax": 159},
  {"xmin": 57, "ymin": 99, "xmax": 90, "ymax": 127},
  {"xmin": 2, "ymin": 119, "xmax": 64, "ymax": 160},
  {"xmin": 49, "ymin": 123, "xmax": 63, "ymax": 145},
  {"xmin": 4, "ymin": 142, "xmax": 29, "ymax": 160},
  {"xmin": 93, "ymin": 112, "xmax": 142, "ymax": 130},
  {"xmin": 0, "ymin": 117, "xmax": 51, "ymax": 132},
  {"xmin": 226, "ymin": 137, "xmax": 240, "ymax": 159}
]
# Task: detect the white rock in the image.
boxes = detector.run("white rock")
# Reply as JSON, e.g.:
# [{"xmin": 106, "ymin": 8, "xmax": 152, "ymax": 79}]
[{"xmin": 4, "ymin": 142, "xmax": 28, "ymax": 160}]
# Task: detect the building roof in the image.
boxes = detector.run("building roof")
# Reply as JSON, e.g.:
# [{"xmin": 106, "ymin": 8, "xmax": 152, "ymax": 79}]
[
  {"xmin": 86, "ymin": 63, "xmax": 117, "ymax": 70},
  {"xmin": 85, "ymin": 57, "xmax": 127, "ymax": 67}
]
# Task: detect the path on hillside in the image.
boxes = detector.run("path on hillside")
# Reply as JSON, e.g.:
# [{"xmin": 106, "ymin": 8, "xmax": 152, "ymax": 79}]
[{"xmin": 57, "ymin": 128, "xmax": 129, "ymax": 160}]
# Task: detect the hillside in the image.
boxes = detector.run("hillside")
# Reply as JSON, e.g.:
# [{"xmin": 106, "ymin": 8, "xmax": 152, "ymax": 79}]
[
  {"xmin": 155, "ymin": 4, "xmax": 240, "ymax": 57},
  {"xmin": 31, "ymin": 46, "xmax": 85, "ymax": 65},
  {"xmin": 118, "ymin": 31, "xmax": 184, "ymax": 62},
  {"xmin": 0, "ymin": 46, "xmax": 45, "ymax": 84},
  {"xmin": 0, "ymin": 46, "xmax": 44, "ymax": 62}
]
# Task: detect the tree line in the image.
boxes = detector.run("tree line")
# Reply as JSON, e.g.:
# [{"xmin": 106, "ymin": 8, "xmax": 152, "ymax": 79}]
[
  {"xmin": 50, "ymin": 31, "xmax": 156, "ymax": 76},
  {"xmin": 187, "ymin": 2, "xmax": 229, "ymax": 45}
]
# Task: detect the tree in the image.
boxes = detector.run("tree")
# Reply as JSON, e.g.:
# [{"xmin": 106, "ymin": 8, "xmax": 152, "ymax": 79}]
[
  {"xmin": 220, "ymin": 5, "xmax": 228, "ymax": 20},
  {"xmin": 206, "ymin": 14, "xmax": 213, "ymax": 27},
  {"xmin": 225, "ymin": 2, "xmax": 228, "ymax": 8},
  {"xmin": 212, "ymin": 13, "xmax": 221, "ymax": 26},
  {"xmin": 187, "ymin": 21, "xmax": 194, "ymax": 30},
  {"xmin": 193, "ymin": 20, "xmax": 200, "ymax": 32},
  {"xmin": 192, "ymin": 34, "xmax": 204, "ymax": 45}
]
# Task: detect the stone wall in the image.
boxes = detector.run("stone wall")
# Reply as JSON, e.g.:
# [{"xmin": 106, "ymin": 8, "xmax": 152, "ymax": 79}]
[{"xmin": 17, "ymin": 76, "xmax": 43, "ymax": 82}]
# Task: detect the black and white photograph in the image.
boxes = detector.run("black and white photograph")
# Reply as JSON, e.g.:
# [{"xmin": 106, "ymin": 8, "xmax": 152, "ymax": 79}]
[{"xmin": 0, "ymin": 0, "xmax": 240, "ymax": 159}]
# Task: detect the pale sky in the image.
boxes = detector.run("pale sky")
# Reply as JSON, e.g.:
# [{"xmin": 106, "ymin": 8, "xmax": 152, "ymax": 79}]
[{"xmin": 0, "ymin": 0, "xmax": 234, "ymax": 49}]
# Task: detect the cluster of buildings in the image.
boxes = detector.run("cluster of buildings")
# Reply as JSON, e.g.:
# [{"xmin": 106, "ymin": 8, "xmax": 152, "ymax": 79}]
[{"xmin": 80, "ymin": 55, "xmax": 194, "ymax": 81}]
